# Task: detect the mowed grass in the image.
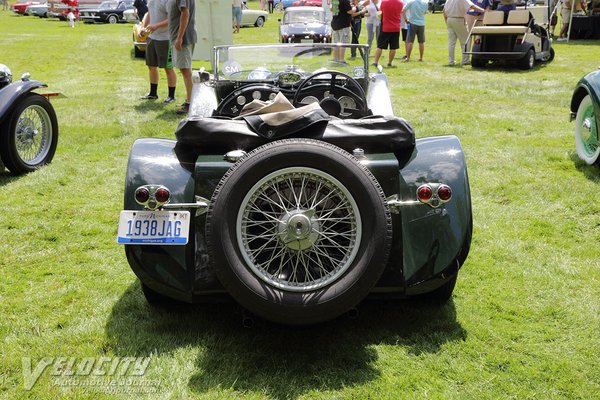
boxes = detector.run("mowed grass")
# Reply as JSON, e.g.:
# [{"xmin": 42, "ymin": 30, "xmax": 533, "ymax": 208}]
[{"xmin": 1, "ymin": 2, "xmax": 599, "ymax": 399}]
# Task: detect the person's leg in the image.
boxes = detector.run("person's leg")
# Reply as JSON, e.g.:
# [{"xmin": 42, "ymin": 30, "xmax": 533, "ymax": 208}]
[
  {"xmin": 388, "ymin": 49, "xmax": 396, "ymax": 65},
  {"xmin": 419, "ymin": 43, "xmax": 424, "ymax": 61},
  {"xmin": 447, "ymin": 22, "xmax": 458, "ymax": 65},
  {"xmin": 455, "ymin": 20, "xmax": 469, "ymax": 65},
  {"xmin": 373, "ymin": 47, "xmax": 383, "ymax": 65},
  {"xmin": 405, "ymin": 41, "xmax": 413, "ymax": 61}
]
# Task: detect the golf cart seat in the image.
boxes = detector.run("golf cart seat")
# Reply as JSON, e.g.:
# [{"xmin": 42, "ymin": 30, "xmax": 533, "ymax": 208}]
[{"xmin": 471, "ymin": 10, "xmax": 531, "ymax": 34}]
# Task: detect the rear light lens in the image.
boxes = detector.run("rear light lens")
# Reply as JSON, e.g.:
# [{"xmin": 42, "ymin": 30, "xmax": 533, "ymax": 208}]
[
  {"xmin": 155, "ymin": 187, "xmax": 170, "ymax": 203},
  {"xmin": 437, "ymin": 184, "xmax": 452, "ymax": 202},
  {"xmin": 516, "ymin": 38, "xmax": 523, "ymax": 44},
  {"xmin": 417, "ymin": 185, "xmax": 433, "ymax": 202},
  {"xmin": 135, "ymin": 187, "xmax": 150, "ymax": 204},
  {"xmin": 474, "ymin": 38, "xmax": 481, "ymax": 45}
]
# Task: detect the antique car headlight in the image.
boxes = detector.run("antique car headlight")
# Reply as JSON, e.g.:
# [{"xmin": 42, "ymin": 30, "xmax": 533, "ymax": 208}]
[{"xmin": 0, "ymin": 64, "xmax": 12, "ymax": 85}]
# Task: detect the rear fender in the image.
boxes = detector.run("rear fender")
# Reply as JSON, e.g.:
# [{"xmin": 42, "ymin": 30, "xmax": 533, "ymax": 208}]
[
  {"xmin": 0, "ymin": 80, "xmax": 47, "ymax": 126},
  {"xmin": 570, "ymin": 70, "xmax": 600, "ymax": 118},
  {"xmin": 397, "ymin": 135, "xmax": 472, "ymax": 288},
  {"xmin": 123, "ymin": 138, "xmax": 197, "ymax": 301}
]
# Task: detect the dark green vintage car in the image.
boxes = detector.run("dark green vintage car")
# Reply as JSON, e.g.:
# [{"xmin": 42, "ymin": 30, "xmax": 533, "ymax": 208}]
[
  {"xmin": 117, "ymin": 44, "xmax": 473, "ymax": 325},
  {"xmin": 571, "ymin": 68, "xmax": 600, "ymax": 165}
]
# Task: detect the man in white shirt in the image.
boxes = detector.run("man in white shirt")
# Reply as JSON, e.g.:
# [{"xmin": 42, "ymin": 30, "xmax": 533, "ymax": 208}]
[{"xmin": 443, "ymin": 0, "xmax": 484, "ymax": 65}]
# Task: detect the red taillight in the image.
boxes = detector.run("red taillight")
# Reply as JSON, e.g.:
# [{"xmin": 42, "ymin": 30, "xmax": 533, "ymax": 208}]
[
  {"xmin": 515, "ymin": 38, "xmax": 523, "ymax": 44},
  {"xmin": 437, "ymin": 184, "xmax": 452, "ymax": 202},
  {"xmin": 417, "ymin": 185, "xmax": 433, "ymax": 202},
  {"xmin": 474, "ymin": 38, "xmax": 481, "ymax": 45},
  {"xmin": 155, "ymin": 187, "xmax": 170, "ymax": 203},
  {"xmin": 135, "ymin": 187, "xmax": 150, "ymax": 204}
]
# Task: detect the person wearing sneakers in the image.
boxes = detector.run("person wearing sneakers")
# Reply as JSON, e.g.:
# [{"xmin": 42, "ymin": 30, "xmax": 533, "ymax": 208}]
[
  {"xmin": 140, "ymin": 0, "xmax": 177, "ymax": 104},
  {"xmin": 372, "ymin": 0, "xmax": 404, "ymax": 68},
  {"xmin": 167, "ymin": 0, "xmax": 196, "ymax": 115},
  {"xmin": 402, "ymin": 0, "xmax": 428, "ymax": 62}
]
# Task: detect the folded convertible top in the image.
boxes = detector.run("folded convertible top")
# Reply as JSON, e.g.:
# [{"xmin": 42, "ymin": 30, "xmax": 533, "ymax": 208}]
[{"xmin": 174, "ymin": 113, "xmax": 416, "ymax": 164}]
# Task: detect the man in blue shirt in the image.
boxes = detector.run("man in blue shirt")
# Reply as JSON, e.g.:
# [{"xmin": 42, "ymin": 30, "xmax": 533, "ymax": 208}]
[{"xmin": 402, "ymin": 0, "xmax": 428, "ymax": 62}]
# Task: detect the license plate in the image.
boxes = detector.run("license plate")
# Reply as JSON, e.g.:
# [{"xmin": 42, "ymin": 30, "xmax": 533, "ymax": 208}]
[
  {"xmin": 301, "ymin": 38, "xmax": 314, "ymax": 43},
  {"xmin": 117, "ymin": 210, "xmax": 190, "ymax": 245}
]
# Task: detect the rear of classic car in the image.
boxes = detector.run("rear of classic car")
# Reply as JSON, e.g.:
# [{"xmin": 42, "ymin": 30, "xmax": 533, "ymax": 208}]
[
  {"xmin": 570, "ymin": 69, "xmax": 600, "ymax": 165},
  {"xmin": 118, "ymin": 46, "xmax": 472, "ymax": 325}
]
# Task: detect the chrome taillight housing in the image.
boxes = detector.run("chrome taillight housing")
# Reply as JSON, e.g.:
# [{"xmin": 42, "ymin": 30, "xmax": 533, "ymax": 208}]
[
  {"xmin": 134, "ymin": 185, "xmax": 171, "ymax": 210},
  {"xmin": 416, "ymin": 183, "xmax": 452, "ymax": 208}
]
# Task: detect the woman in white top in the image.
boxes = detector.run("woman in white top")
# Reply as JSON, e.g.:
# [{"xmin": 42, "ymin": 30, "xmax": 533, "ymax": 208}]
[{"xmin": 364, "ymin": 0, "xmax": 381, "ymax": 51}]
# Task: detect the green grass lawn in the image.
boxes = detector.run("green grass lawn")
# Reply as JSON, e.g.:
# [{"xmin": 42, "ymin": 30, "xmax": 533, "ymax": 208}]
[{"xmin": 1, "ymin": 3, "xmax": 599, "ymax": 399}]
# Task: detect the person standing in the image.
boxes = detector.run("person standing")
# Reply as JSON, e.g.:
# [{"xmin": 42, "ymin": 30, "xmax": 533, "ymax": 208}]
[
  {"xmin": 134, "ymin": 0, "xmax": 148, "ymax": 21},
  {"xmin": 331, "ymin": 0, "xmax": 354, "ymax": 63},
  {"xmin": 1, "ymin": 0, "xmax": 8, "ymax": 11},
  {"xmin": 364, "ymin": 0, "xmax": 381, "ymax": 51},
  {"xmin": 350, "ymin": 0, "xmax": 367, "ymax": 58},
  {"xmin": 167, "ymin": 0, "xmax": 196, "ymax": 115},
  {"xmin": 443, "ymin": 0, "xmax": 484, "ymax": 66},
  {"xmin": 268, "ymin": 0, "xmax": 274, "ymax": 13},
  {"xmin": 402, "ymin": 0, "xmax": 427, "ymax": 62},
  {"xmin": 140, "ymin": 0, "xmax": 177, "ymax": 104},
  {"xmin": 465, "ymin": 0, "xmax": 490, "ymax": 32},
  {"xmin": 372, "ymin": 0, "xmax": 403, "ymax": 67},
  {"xmin": 232, "ymin": 0, "xmax": 243, "ymax": 33}
]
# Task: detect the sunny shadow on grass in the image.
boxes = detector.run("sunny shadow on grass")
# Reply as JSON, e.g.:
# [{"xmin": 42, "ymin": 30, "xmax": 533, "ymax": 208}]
[{"xmin": 105, "ymin": 283, "xmax": 465, "ymax": 399}]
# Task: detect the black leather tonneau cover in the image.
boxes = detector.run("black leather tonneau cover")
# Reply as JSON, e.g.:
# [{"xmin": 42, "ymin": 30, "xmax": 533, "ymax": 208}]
[{"xmin": 174, "ymin": 115, "xmax": 416, "ymax": 162}]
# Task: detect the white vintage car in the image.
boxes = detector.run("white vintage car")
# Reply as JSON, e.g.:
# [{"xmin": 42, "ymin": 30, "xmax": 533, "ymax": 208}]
[{"xmin": 241, "ymin": 4, "xmax": 268, "ymax": 27}]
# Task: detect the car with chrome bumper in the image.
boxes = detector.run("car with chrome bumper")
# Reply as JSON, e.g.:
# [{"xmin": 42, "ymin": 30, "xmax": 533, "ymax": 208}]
[
  {"xmin": 117, "ymin": 43, "xmax": 472, "ymax": 325},
  {"xmin": 279, "ymin": 6, "xmax": 332, "ymax": 43},
  {"xmin": 0, "ymin": 64, "xmax": 59, "ymax": 175},
  {"xmin": 80, "ymin": 0, "xmax": 133, "ymax": 23},
  {"xmin": 571, "ymin": 68, "xmax": 600, "ymax": 165}
]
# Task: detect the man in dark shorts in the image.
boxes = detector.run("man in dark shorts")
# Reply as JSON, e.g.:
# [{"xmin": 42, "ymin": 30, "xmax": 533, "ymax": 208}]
[
  {"xmin": 402, "ymin": 0, "xmax": 428, "ymax": 62},
  {"xmin": 140, "ymin": 0, "xmax": 177, "ymax": 103},
  {"xmin": 372, "ymin": 0, "xmax": 404, "ymax": 67}
]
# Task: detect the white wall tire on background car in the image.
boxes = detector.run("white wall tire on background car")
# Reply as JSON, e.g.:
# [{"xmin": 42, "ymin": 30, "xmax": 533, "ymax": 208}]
[
  {"xmin": 0, "ymin": 93, "xmax": 58, "ymax": 174},
  {"xmin": 575, "ymin": 94, "xmax": 599, "ymax": 165},
  {"xmin": 107, "ymin": 14, "xmax": 118, "ymax": 24},
  {"xmin": 255, "ymin": 16, "xmax": 265, "ymax": 27},
  {"xmin": 206, "ymin": 139, "xmax": 392, "ymax": 325}
]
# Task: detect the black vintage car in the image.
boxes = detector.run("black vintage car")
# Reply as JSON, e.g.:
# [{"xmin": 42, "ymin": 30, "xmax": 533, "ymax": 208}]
[
  {"xmin": 80, "ymin": 0, "xmax": 133, "ymax": 24},
  {"xmin": 279, "ymin": 6, "xmax": 332, "ymax": 43},
  {"xmin": 117, "ymin": 44, "xmax": 473, "ymax": 326},
  {"xmin": 0, "ymin": 64, "xmax": 59, "ymax": 174}
]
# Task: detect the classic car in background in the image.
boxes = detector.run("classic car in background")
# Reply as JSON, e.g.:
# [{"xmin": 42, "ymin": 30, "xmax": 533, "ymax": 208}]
[
  {"xmin": 118, "ymin": 43, "xmax": 473, "ymax": 325},
  {"xmin": 80, "ymin": 0, "xmax": 133, "ymax": 24},
  {"xmin": 11, "ymin": 1, "xmax": 43, "ymax": 14},
  {"xmin": 468, "ymin": 9, "xmax": 554, "ymax": 69},
  {"xmin": 292, "ymin": 0, "xmax": 323, "ymax": 6},
  {"xmin": 279, "ymin": 6, "xmax": 331, "ymax": 43},
  {"xmin": 428, "ymin": 0, "xmax": 445, "ymax": 12},
  {"xmin": 24, "ymin": 3, "xmax": 49, "ymax": 17},
  {"xmin": 241, "ymin": 4, "xmax": 268, "ymax": 27},
  {"xmin": 123, "ymin": 7, "xmax": 137, "ymax": 22},
  {"xmin": 0, "ymin": 64, "xmax": 59, "ymax": 175},
  {"xmin": 571, "ymin": 68, "xmax": 600, "ymax": 165},
  {"xmin": 132, "ymin": 22, "xmax": 146, "ymax": 58}
]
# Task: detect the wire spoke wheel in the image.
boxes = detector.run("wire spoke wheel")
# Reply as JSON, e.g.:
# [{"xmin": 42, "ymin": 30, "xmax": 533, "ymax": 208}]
[
  {"xmin": 237, "ymin": 167, "xmax": 361, "ymax": 292},
  {"xmin": 15, "ymin": 104, "xmax": 53, "ymax": 166}
]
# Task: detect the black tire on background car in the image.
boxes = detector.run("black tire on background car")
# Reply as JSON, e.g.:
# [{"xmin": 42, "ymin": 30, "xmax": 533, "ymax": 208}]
[
  {"xmin": 519, "ymin": 48, "xmax": 535, "ymax": 70},
  {"xmin": 255, "ymin": 16, "xmax": 265, "ymax": 27},
  {"xmin": 134, "ymin": 45, "xmax": 144, "ymax": 58},
  {"xmin": 206, "ymin": 139, "xmax": 393, "ymax": 325},
  {"xmin": 107, "ymin": 14, "xmax": 118, "ymax": 24},
  {"xmin": 0, "ymin": 93, "xmax": 58, "ymax": 175},
  {"xmin": 542, "ymin": 47, "xmax": 555, "ymax": 63}
]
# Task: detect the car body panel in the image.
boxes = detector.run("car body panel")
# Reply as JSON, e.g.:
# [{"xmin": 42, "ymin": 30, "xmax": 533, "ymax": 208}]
[
  {"xmin": 570, "ymin": 69, "xmax": 600, "ymax": 118},
  {"xmin": 279, "ymin": 6, "xmax": 332, "ymax": 43},
  {"xmin": 0, "ymin": 79, "xmax": 47, "ymax": 127}
]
